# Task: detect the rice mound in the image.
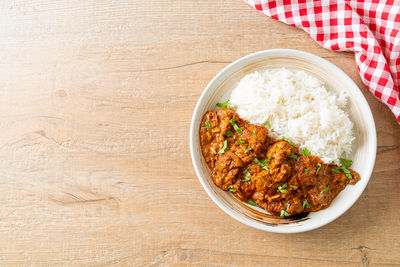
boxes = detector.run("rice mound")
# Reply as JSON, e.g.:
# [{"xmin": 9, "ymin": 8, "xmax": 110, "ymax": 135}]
[{"xmin": 230, "ymin": 68, "xmax": 354, "ymax": 164}]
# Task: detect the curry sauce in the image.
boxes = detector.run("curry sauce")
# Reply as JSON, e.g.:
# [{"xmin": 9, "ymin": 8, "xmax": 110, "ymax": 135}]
[{"xmin": 199, "ymin": 107, "xmax": 360, "ymax": 217}]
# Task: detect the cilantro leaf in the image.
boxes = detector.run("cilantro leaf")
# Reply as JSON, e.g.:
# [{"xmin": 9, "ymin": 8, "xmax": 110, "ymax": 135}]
[
  {"xmin": 322, "ymin": 186, "xmax": 330, "ymax": 193},
  {"xmin": 282, "ymin": 136, "xmax": 295, "ymax": 146},
  {"xmin": 302, "ymin": 147, "xmax": 311, "ymax": 156},
  {"xmin": 225, "ymin": 131, "xmax": 235, "ymax": 137},
  {"xmin": 248, "ymin": 200, "xmax": 258, "ymax": 206},
  {"xmin": 241, "ymin": 172, "xmax": 251, "ymax": 182},
  {"xmin": 216, "ymin": 100, "xmax": 231, "ymax": 108},
  {"xmin": 277, "ymin": 182, "xmax": 288, "ymax": 193},
  {"xmin": 315, "ymin": 163, "xmax": 322, "ymax": 175},
  {"xmin": 264, "ymin": 121, "xmax": 271, "ymax": 129},
  {"xmin": 339, "ymin": 158, "xmax": 352, "ymax": 168},
  {"xmin": 228, "ymin": 185, "xmax": 236, "ymax": 193},
  {"xmin": 229, "ymin": 119, "xmax": 243, "ymax": 134},
  {"xmin": 289, "ymin": 154, "xmax": 300, "ymax": 162},
  {"xmin": 217, "ymin": 140, "xmax": 227, "ymax": 154},
  {"xmin": 238, "ymin": 138, "xmax": 245, "ymax": 144},
  {"xmin": 201, "ymin": 120, "xmax": 211, "ymax": 129},
  {"xmin": 280, "ymin": 203, "xmax": 291, "ymax": 218},
  {"xmin": 302, "ymin": 199, "xmax": 311, "ymax": 209},
  {"xmin": 254, "ymin": 157, "xmax": 269, "ymax": 171}
]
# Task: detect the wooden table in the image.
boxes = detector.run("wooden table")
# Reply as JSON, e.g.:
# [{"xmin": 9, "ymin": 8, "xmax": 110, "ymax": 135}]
[{"xmin": 0, "ymin": 1, "xmax": 399, "ymax": 266}]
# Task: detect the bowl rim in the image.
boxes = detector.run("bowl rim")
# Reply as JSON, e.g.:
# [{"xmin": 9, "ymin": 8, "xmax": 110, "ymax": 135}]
[{"xmin": 190, "ymin": 49, "xmax": 377, "ymax": 233}]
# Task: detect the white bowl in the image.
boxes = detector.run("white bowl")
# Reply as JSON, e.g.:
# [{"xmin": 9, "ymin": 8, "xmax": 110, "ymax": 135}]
[{"xmin": 190, "ymin": 49, "xmax": 376, "ymax": 233}]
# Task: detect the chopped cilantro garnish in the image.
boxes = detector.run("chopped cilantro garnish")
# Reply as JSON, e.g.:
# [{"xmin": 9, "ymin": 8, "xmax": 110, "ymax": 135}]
[
  {"xmin": 289, "ymin": 185, "xmax": 298, "ymax": 189},
  {"xmin": 305, "ymin": 169, "xmax": 309, "ymax": 175},
  {"xmin": 201, "ymin": 120, "xmax": 211, "ymax": 129},
  {"xmin": 242, "ymin": 167, "xmax": 249, "ymax": 174},
  {"xmin": 241, "ymin": 172, "xmax": 251, "ymax": 182},
  {"xmin": 216, "ymin": 100, "xmax": 231, "ymax": 108},
  {"xmin": 225, "ymin": 131, "xmax": 235, "ymax": 137},
  {"xmin": 339, "ymin": 158, "xmax": 352, "ymax": 168},
  {"xmin": 277, "ymin": 182, "xmax": 288, "ymax": 193},
  {"xmin": 244, "ymin": 145, "xmax": 252, "ymax": 151},
  {"xmin": 322, "ymin": 186, "xmax": 330, "ymax": 193},
  {"xmin": 253, "ymin": 130, "xmax": 257, "ymax": 138},
  {"xmin": 289, "ymin": 154, "xmax": 300, "ymax": 162},
  {"xmin": 302, "ymin": 199, "xmax": 311, "ymax": 209},
  {"xmin": 217, "ymin": 140, "xmax": 227, "ymax": 154},
  {"xmin": 228, "ymin": 185, "xmax": 236, "ymax": 193},
  {"xmin": 315, "ymin": 163, "xmax": 322, "ymax": 175},
  {"xmin": 248, "ymin": 200, "xmax": 257, "ymax": 206},
  {"xmin": 280, "ymin": 203, "xmax": 291, "ymax": 218},
  {"xmin": 238, "ymin": 138, "xmax": 245, "ymax": 144},
  {"xmin": 332, "ymin": 165, "xmax": 353, "ymax": 179},
  {"xmin": 282, "ymin": 136, "xmax": 295, "ymax": 146},
  {"xmin": 302, "ymin": 147, "xmax": 311, "ymax": 156},
  {"xmin": 264, "ymin": 121, "xmax": 271, "ymax": 129},
  {"xmin": 254, "ymin": 157, "xmax": 269, "ymax": 170},
  {"xmin": 229, "ymin": 119, "xmax": 243, "ymax": 134}
]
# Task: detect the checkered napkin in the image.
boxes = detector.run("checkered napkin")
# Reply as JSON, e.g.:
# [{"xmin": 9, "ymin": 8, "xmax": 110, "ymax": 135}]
[{"xmin": 244, "ymin": 0, "xmax": 400, "ymax": 123}]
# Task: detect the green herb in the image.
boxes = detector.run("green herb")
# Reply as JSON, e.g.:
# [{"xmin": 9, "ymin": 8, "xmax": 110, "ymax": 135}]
[
  {"xmin": 201, "ymin": 120, "xmax": 211, "ymax": 129},
  {"xmin": 264, "ymin": 121, "xmax": 271, "ymax": 129},
  {"xmin": 238, "ymin": 138, "xmax": 245, "ymax": 144},
  {"xmin": 242, "ymin": 167, "xmax": 249, "ymax": 174},
  {"xmin": 305, "ymin": 169, "xmax": 309, "ymax": 175},
  {"xmin": 253, "ymin": 130, "xmax": 257, "ymax": 138},
  {"xmin": 302, "ymin": 147, "xmax": 311, "ymax": 156},
  {"xmin": 302, "ymin": 199, "xmax": 311, "ymax": 209},
  {"xmin": 241, "ymin": 172, "xmax": 251, "ymax": 182},
  {"xmin": 315, "ymin": 163, "xmax": 322, "ymax": 175},
  {"xmin": 217, "ymin": 140, "xmax": 227, "ymax": 154},
  {"xmin": 248, "ymin": 199, "xmax": 258, "ymax": 206},
  {"xmin": 229, "ymin": 119, "xmax": 243, "ymax": 134},
  {"xmin": 332, "ymin": 166, "xmax": 353, "ymax": 179},
  {"xmin": 254, "ymin": 157, "xmax": 270, "ymax": 171},
  {"xmin": 225, "ymin": 131, "xmax": 235, "ymax": 137},
  {"xmin": 289, "ymin": 154, "xmax": 300, "ymax": 162},
  {"xmin": 289, "ymin": 185, "xmax": 298, "ymax": 189},
  {"xmin": 228, "ymin": 185, "xmax": 236, "ymax": 193},
  {"xmin": 216, "ymin": 100, "xmax": 231, "ymax": 108},
  {"xmin": 339, "ymin": 158, "xmax": 352, "ymax": 168},
  {"xmin": 280, "ymin": 203, "xmax": 291, "ymax": 218},
  {"xmin": 282, "ymin": 136, "xmax": 295, "ymax": 146},
  {"xmin": 277, "ymin": 182, "xmax": 288, "ymax": 193},
  {"xmin": 342, "ymin": 168, "xmax": 353, "ymax": 179},
  {"xmin": 322, "ymin": 186, "xmax": 330, "ymax": 193},
  {"xmin": 244, "ymin": 145, "xmax": 252, "ymax": 151}
]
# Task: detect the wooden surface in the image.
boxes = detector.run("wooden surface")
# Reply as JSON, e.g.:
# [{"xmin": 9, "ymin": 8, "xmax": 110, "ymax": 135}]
[{"xmin": 0, "ymin": 0, "xmax": 399, "ymax": 266}]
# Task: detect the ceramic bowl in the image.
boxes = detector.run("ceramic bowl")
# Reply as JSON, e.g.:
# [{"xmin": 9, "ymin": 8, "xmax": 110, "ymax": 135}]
[{"xmin": 190, "ymin": 49, "xmax": 376, "ymax": 233}]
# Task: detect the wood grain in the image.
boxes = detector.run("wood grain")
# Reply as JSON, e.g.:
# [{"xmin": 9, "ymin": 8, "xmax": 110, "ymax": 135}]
[{"xmin": 0, "ymin": 0, "xmax": 398, "ymax": 266}]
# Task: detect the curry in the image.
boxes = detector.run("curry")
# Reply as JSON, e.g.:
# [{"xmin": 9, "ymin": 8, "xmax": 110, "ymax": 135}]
[{"xmin": 199, "ymin": 107, "xmax": 360, "ymax": 217}]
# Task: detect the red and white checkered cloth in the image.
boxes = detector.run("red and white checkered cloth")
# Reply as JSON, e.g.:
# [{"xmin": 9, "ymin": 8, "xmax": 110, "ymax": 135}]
[{"xmin": 244, "ymin": 0, "xmax": 400, "ymax": 123}]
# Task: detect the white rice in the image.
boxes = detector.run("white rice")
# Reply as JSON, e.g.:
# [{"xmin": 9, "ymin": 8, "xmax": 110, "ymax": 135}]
[{"xmin": 230, "ymin": 68, "xmax": 354, "ymax": 164}]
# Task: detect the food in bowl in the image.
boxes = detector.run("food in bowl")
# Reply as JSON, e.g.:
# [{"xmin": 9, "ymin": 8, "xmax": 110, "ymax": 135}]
[
  {"xmin": 200, "ymin": 107, "xmax": 359, "ymax": 217},
  {"xmin": 199, "ymin": 68, "xmax": 360, "ymax": 217}
]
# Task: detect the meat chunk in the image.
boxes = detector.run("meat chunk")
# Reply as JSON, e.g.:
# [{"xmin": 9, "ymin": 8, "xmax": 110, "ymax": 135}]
[{"xmin": 212, "ymin": 151, "xmax": 243, "ymax": 190}]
